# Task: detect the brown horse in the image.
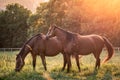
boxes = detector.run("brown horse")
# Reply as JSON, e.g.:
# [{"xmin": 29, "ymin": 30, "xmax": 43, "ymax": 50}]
[
  {"xmin": 15, "ymin": 33, "xmax": 67, "ymax": 72},
  {"xmin": 46, "ymin": 25, "xmax": 114, "ymax": 72}
]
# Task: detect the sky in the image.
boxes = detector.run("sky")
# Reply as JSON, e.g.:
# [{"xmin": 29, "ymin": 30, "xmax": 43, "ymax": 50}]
[{"xmin": 0, "ymin": 0, "xmax": 49, "ymax": 13}]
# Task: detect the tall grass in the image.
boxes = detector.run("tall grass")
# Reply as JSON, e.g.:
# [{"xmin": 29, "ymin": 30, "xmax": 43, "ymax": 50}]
[{"xmin": 0, "ymin": 50, "xmax": 120, "ymax": 80}]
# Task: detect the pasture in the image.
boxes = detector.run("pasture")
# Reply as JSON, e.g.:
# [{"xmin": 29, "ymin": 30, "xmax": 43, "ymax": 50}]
[{"xmin": 0, "ymin": 50, "xmax": 120, "ymax": 80}]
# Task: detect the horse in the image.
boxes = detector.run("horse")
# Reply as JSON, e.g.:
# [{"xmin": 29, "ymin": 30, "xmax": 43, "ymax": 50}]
[
  {"xmin": 15, "ymin": 33, "xmax": 67, "ymax": 72},
  {"xmin": 46, "ymin": 25, "xmax": 114, "ymax": 72}
]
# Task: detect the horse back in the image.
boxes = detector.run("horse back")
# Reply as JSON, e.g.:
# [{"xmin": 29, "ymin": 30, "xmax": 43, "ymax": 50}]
[
  {"xmin": 71, "ymin": 34, "xmax": 105, "ymax": 54},
  {"xmin": 32, "ymin": 35, "xmax": 45, "ymax": 54}
]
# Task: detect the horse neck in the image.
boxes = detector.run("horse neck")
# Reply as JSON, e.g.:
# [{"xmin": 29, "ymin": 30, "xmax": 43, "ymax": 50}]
[
  {"xmin": 56, "ymin": 28, "xmax": 73, "ymax": 43},
  {"xmin": 19, "ymin": 47, "xmax": 30, "ymax": 61},
  {"xmin": 56, "ymin": 29, "xmax": 67, "ymax": 42},
  {"xmin": 19, "ymin": 34, "xmax": 39, "ymax": 61}
]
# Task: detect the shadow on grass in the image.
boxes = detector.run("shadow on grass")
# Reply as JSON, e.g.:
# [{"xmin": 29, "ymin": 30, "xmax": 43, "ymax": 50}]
[
  {"xmin": 101, "ymin": 70, "xmax": 112, "ymax": 80},
  {"xmin": 86, "ymin": 69, "xmax": 98, "ymax": 80},
  {"xmin": 50, "ymin": 67, "xmax": 99, "ymax": 80},
  {"xmin": 0, "ymin": 70, "xmax": 45, "ymax": 80}
]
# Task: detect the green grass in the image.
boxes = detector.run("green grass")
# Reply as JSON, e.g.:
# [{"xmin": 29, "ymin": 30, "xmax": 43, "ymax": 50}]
[{"xmin": 0, "ymin": 50, "xmax": 120, "ymax": 80}]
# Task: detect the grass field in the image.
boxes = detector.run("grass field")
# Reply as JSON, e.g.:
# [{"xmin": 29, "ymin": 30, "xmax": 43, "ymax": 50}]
[{"xmin": 0, "ymin": 50, "xmax": 120, "ymax": 80}]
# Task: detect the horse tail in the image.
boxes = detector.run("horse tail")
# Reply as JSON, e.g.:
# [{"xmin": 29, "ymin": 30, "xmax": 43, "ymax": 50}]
[{"xmin": 102, "ymin": 37, "xmax": 114, "ymax": 63}]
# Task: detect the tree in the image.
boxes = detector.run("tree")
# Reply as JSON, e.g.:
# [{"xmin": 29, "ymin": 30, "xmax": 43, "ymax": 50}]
[
  {"xmin": 0, "ymin": 3, "xmax": 31, "ymax": 48},
  {"xmin": 28, "ymin": 0, "xmax": 81, "ymax": 34},
  {"xmin": 28, "ymin": 2, "xmax": 48, "ymax": 36},
  {"xmin": 28, "ymin": 0, "xmax": 120, "ymax": 47}
]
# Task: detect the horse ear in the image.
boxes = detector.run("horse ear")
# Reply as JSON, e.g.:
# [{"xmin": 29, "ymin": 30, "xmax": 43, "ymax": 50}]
[{"xmin": 48, "ymin": 24, "xmax": 53, "ymax": 31}]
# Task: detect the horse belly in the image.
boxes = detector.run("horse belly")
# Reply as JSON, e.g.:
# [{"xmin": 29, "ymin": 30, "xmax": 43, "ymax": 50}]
[
  {"xmin": 45, "ymin": 49, "xmax": 61, "ymax": 56},
  {"xmin": 72, "ymin": 46, "xmax": 93, "ymax": 54},
  {"xmin": 77, "ymin": 48, "xmax": 93, "ymax": 55},
  {"xmin": 72, "ymin": 42, "xmax": 94, "ymax": 55},
  {"xmin": 45, "ymin": 43, "xmax": 62, "ymax": 56}
]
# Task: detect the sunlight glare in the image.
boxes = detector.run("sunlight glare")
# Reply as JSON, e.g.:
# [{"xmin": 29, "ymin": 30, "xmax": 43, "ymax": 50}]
[
  {"xmin": 81, "ymin": 0, "xmax": 120, "ymax": 18},
  {"xmin": 43, "ymin": 0, "xmax": 49, "ymax": 2}
]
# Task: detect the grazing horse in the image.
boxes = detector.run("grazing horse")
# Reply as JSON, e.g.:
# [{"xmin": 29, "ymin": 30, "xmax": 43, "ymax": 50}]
[
  {"xmin": 15, "ymin": 33, "xmax": 67, "ymax": 72},
  {"xmin": 46, "ymin": 25, "xmax": 114, "ymax": 72}
]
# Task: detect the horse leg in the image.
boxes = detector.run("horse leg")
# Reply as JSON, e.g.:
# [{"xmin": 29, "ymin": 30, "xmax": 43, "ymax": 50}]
[
  {"xmin": 66, "ymin": 54, "xmax": 71, "ymax": 73},
  {"xmin": 32, "ymin": 54, "xmax": 37, "ymax": 70},
  {"xmin": 93, "ymin": 52, "xmax": 101, "ymax": 70},
  {"xmin": 62, "ymin": 54, "xmax": 67, "ymax": 71},
  {"xmin": 97, "ymin": 58, "xmax": 101, "ymax": 69},
  {"xmin": 75, "ymin": 55, "xmax": 81, "ymax": 72},
  {"xmin": 40, "ymin": 55, "xmax": 47, "ymax": 71}
]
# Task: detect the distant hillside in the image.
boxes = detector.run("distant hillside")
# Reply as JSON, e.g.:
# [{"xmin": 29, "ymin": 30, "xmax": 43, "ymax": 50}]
[{"xmin": 0, "ymin": 0, "xmax": 43, "ymax": 12}]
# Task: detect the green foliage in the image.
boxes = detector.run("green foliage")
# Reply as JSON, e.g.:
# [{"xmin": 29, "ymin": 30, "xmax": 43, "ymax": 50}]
[
  {"xmin": 0, "ymin": 3, "xmax": 31, "ymax": 48},
  {"xmin": 28, "ymin": 0, "xmax": 75, "ymax": 35},
  {"xmin": 62, "ymin": 2, "xmax": 81, "ymax": 33},
  {"xmin": 29, "ymin": 0, "xmax": 120, "ymax": 46},
  {"xmin": 1, "ymin": 0, "xmax": 120, "ymax": 47}
]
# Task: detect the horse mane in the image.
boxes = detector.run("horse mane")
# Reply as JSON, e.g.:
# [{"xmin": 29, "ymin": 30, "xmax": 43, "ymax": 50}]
[
  {"xmin": 16, "ymin": 33, "xmax": 42, "ymax": 58},
  {"xmin": 24, "ymin": 33, "xmax": 42, "ymax": 45},
  {"xmin": 17, "ymin": 33, "xmax": 42, "ymax": 57},
  {"xmin": 55, "ymin": 26, "xmax": 76, "ymax": 35},
  {"xmin": 54, "ymin": 25, "xmax": 77, "ymax": 41}
]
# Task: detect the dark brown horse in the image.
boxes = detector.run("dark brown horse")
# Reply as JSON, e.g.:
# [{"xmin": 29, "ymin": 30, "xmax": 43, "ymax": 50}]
[
  {"xmin": 46, "ymin": 25, "xmax": 114, "ymax": 72},
  {"xmin": 15, "ymin": 33, "xmax": 67, "ymax": 72}
]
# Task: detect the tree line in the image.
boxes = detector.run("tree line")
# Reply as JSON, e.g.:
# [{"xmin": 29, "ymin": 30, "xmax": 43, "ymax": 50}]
[{"xmin": 0, "ymin": 0, "xmax": 120, "ymax": 48}]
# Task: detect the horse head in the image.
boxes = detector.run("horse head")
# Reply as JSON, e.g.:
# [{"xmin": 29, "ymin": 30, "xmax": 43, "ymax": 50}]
[
  {"xmin": 15, "ymin": 54, "xmax": 25, "ymax": 72},
  {"xmin": 15, "ymin": 44, "xmax": 32, "ymax": 72},
  {"xmin": 46, "ymin": 25, "xmax": 57, "ymax": 38}
]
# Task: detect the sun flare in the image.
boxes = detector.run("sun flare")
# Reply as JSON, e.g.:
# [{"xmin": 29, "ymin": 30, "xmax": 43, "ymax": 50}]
[
  {"xmin": 43, "ymin": 0, "xmax": 49, "ymax": 2},
  {"xmin": 81, "ymin": 0, "xmax": 120, "ymax": 18}
]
